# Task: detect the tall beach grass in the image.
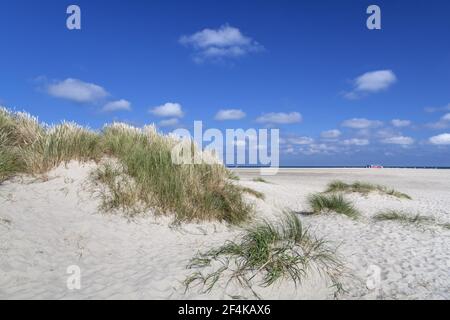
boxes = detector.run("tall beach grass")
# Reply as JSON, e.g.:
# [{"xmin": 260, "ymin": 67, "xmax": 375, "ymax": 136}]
[
  {"xmin": 0, "ymin": 107, "xmax": 252, "ymax": 224},
  {"xmin": 184, "ymin": 212, "xmax": 344, "ymax": 298},
  {"xmin": 308, "ymin": 193, "xmax": 360, "ymax": 219},
  {"xmin": 325, "ymin": 180, "xmax": 411, "ymax": 199}
]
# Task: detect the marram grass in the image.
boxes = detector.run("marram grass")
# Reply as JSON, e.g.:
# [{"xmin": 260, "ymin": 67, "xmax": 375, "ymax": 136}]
[
  {"xmin": 99, "ymin": 123, "xmax": 253, "ymax": 223},
  {"xmin": 184, "ymin": 212, "xmax": 344, "ymax": 298},
  {"xmin": 373, "ymin": 210, "xmax": 435, "ymax": 225},
  {"xmin": 252, "ymin": 177, "xmax": 270, "ymax": 183},
  {"xmin": 308, "ymin": 193, "xmax": 360, "ymax": 218},
  {"xmin": 325, "ymin": 180, "xmax": 411, "ymax": 200},
  {"xmin": 0, "ymin": 107, "xmax": 252, "ymax": 224},
  {"xmin": 0, "ymin": 108, "xmax": 101, "ymax": 176}
]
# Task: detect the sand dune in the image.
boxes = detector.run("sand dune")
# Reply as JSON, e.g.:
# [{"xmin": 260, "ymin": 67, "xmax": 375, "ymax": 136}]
[{"xmin": 1, "ymin": 162, "xmax": 449, "ymax": 299}]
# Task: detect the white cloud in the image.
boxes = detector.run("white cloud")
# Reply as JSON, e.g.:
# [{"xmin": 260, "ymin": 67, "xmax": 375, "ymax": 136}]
[
  {"xmin": 429, "ymin": 133, "xmax": 450, "ymax": 145},
  {"xmin": 47, "ymin": 78, "xmax": 109, "ymax": 103},
  {"xmin": 102, "ymin": 99, "xmax": 131, "ymax": 112},
  {"xmin": 424, "ymin": 103, "xmax": 450, "ymax": 113},
  {"xmin": 149, "ymin": 102, "xmax": 184, "ymax": 118},
  {"xmin": 215, "ymin": 109, "xmax": 246, "ymax": 121},
  {"xmin": 427, "ymin": 113, "xmax": 450, "ymax": 129},
  {"xmin": 341, "ymin": 118, "xmax": 383, "ymax": 129},
  {"xmin": 321, "ymin": 129, "xmax": 341, "ymax": 139},
  {"xmin": 299, "ymin": 143, "xmax": 339, "ymax": 155},
  {"xmin": 381, "ymin": 136, "xmax": 415, "ymax": 145},
  {"xmin": 355, "ymin": 70, "xmax": 397, "ymax": 92},
  {"xmin": 391, "ymin": 119, "xmax": 411, "ymax": 127},
  {"xmin": 344, "ymin": 70, "xmax": 397, "ymax": 99},
  {"xmin": 287, "ymin": 136, "xmax": 314, "ymax": 145},
  {"xmin": 256, "ymin": 112, "xmax": 302, "ymax": 125},
  {"xmin": 179, "ymin": 24, "xmax": 263, "ymax": 63},
  {"xmin": 284, "ymin": 147, "xmax": 296, "ymax": 155},
  {"xmin": 355, "ymin": 128, "xmax": 371, "ymax": 137},
  {"xmin": 158, "ymin": 118, "xmax": 180, "ymax": 127},
  {"xmin": 376, "ymin": 128, "xmax": 398, "ymax": 139},
  {"xmin": 341, "ymin": 138, "xmax": 370, "ymax": 146}
]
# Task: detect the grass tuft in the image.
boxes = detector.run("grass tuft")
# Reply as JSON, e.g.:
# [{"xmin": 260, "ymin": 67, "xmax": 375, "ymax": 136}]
[
  {"xmin": 0, "ymin": 108, "xmax": 252, "ymax": 224},
  {"xmin": 184, "ymin": 212, "xmax": 344, "ymax": 297},
  {"xmin": 227, "ymin": 171, "xmax": 240, "ymax": 181},
  {"xmin": 100, "ymin": 123, "xmax": 252, "ymax": 224},
  {"xmin": 325, "ymin": 180, "xmax": 411, "ymax": 199},
  {"xmin": 252, "ymin": 177, "xmax": 270, "ymax": 183},
  {"xmin": 374, "ymin": 210, "xmax": 450, "ymax": 230},
  {"xmin": 239, "ymin": 186, "xmax": 265, "ymax": 200},
  {"xmin": 91, "ymin": 162, "xmax": 144, "ymax": 216},
  {"xmin": 373, "ymin": 210, "xmax": 434, "ymax": 224},
  {"xmin": 21, "ymin": 122, "xmax": 102, "ymax": 173},
  {"xmin": 308, "ymin": 193, "xmax": 359, "ymax": 218},
  {"xmin": 0, "ymin": 132, "xmax": 22, "ymax": 182},
  {"xmin": 1, "ymin": 109, "xmax": 101, "ymax": 176}
]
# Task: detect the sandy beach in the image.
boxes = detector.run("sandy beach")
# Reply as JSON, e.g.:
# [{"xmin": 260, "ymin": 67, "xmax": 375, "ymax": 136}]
[
  {"xmin": 1, "ymin": 162, "xmax": 449, "ymax": 300},
  {"xmin": 2, "ymin": 0, "xmax": 450, "ymax": 305}
]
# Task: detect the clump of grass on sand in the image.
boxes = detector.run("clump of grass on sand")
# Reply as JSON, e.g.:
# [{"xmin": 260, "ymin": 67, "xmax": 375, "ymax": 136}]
[
  {"xmin": 373, "ymin": 210, "xmax": 450, "ymax": 230},
  {"xmin": 91, "ymin": 161, "xmax": 144, "ymax": 216},
  {"xmin": 184, "ymin": 213, "xmax": 344, "ymax": 298},
  {"xmin": 373, "ymin": 210, "xmax": 434, "ymax": 224},
  {"xmin": 325, "ymin": 180, "xmax": 411, "ymax": 200},
  {"xmin": 227, "ymin": 171, "xmax": 240, "ymax": 181},
  {"xmin": 238, "ymin": 186, "xmax": 265, "ymax": 200},
  {"xmin": 100, "ymin": 123, "xmax": 252, "ymax": 223},
  {"xmin": 0, "ymin": 134, "xmax": 21, "ymax": 182},
  {"xmin": 252, "ymin": 177, "xmax": 270, "ymax": 183},
  {"xmin": 0, "ymin": 217, "xmax": 11, "ymax": 225},
  {"xmin": 0, "ymin": 108, "xmax": 252, "ymax": 224},
  {"xmin": 22, "ymin": 122, "xmax": 102, "ymax": 173},
  {"xmin": 308, "ymin": 193, "xmax": 359, "ymax": 219},
  {"xmin": 0, "ymin": 108, "xmax": 101, "ymax": 177}
]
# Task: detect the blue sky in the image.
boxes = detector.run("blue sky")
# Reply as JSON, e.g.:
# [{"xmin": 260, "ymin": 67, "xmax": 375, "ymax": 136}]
[{"xmin": 1, "ymin": 0, "xmax": 450, "ymax": 166}]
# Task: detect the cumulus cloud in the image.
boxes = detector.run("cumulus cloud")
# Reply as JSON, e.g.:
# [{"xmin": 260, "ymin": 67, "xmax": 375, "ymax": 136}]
[
  {"xmin": 376, "ymin": 128, "xmax": 398, "ymax": 139},
  {"xmin": 424, "ymin": 103, "xmax": 450, "ymax": 113},
  {"xmin": 215, "ymin": 109, "xmax": 246, "ymax": 121},
  {"xmin": 179, "ymin": 24, "xmax": 263, "ymax": 63},
  {"xmin": 299, "ymin": 143, "xmax": 339, "ymax": 155},
  {"xmin": 158, "ymin": 118, "xmax": 180, "ymax": 127},
  {"xmin": 47, "ymin": 78, "xmax": 109, "ymax": 103},
  {"xmin": 287, "ymin": 136, "xmax": 314, "ymax": 145},
  {"xmin": 256, "ymin": 112, "xmax": 302, "ymax": 125},
  {"xmin": 341, "ymin": 118, "xmax": 383, "ymax": 129},
  {"xmin": 149, "ymin": 102, "xmax": 184, "ymax": 118},
  {"xmin": 297, "ymin": 136, "xmax": 375, "ymax": 156},
  {"xmin": 102, "ymin": 99, "xmax": 131, "ymax": 112},
  {"xmin": 344, "ymin": 70, "xmax": 397, "ymax": 99},
  {"xmin": 427, "ymin": 113, "xmax": 450, "ymax": 129},
  {"xmin": 283, "ymin": 147, "xmax": 296, "ymax": 155},
  {"xmin": 429, "ymin": 133, "xmax": 450, "ymax": 145},
  {"xmin": 381, "ymin": 136, "xmax": 415, "ymax": 145},
  {"xmin": 391, "ymin": 119, "xmax": 411, "ymax": 127},
  {"xmin": 321, "ymin": 129, "xmax": 341, "ymax": 139},
  {"xmin": 341, "ymin": 138, "xmax": 370, "ymax": 146}
]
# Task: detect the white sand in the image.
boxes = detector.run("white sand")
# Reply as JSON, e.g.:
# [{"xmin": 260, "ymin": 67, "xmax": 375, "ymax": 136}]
[{"xmin": 1, "ymin": 162, "xmax": 449, "ymax": 299}]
